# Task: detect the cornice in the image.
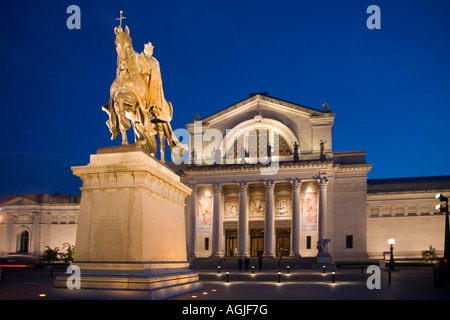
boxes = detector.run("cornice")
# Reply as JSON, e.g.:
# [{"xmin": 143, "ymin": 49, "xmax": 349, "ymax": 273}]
[
  {"xmin": 72, "ymin": 162, "xmax": 191, "ymax": 195},
  {"xmin": 179, "ymin": 160, "xmax": 335, "ymax": 175}
]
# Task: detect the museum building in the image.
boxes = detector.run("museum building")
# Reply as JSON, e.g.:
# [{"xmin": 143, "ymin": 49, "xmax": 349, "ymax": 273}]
[{"xmin": 1, "ymin": 93, "xmax": 449, "ymax": 262}]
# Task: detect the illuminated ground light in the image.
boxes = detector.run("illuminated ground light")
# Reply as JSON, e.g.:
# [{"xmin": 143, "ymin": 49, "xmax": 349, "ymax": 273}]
[
  {"xmin": 39, "ymin": 293, "xmax": 46, "ymax": 297},
  {"xmin": 191, "ymin": 295, "xmax": 198, "ymax": 298}
]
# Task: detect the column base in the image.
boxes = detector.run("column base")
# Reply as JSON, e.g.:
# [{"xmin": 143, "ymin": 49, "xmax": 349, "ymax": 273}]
[
  {"xmin": 238, "ymin": 252, "xmax": 250, "ymax": 258},
  {"xmin": 263, "ymin": 252, "xmax": 275, "ymax": 258},
  {"xmin": 210, "ymin": 252, "xmax": 224, "ymax": 258}
]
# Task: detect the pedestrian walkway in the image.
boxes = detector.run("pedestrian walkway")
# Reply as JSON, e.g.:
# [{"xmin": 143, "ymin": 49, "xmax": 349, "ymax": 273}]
[
  {"xmin": 169, "ymin": 267, "xmax": 450, "ymax": 300},
  {"xmin": 0, "ymin": 266, "xmax": 449, "ymax": 300}
]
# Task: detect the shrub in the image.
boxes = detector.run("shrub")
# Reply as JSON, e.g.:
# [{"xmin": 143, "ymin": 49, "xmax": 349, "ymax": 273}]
[
  {"xmin": 422, "ymin": 246, "xmax": 438, "ymax": 263},
  {"xmin": 39, "ymin": 246, "xmax": 60, "ymax": 263},
  {"xmin": 63, "ymin": 243, "xmax": 75, "ymax": 261}
]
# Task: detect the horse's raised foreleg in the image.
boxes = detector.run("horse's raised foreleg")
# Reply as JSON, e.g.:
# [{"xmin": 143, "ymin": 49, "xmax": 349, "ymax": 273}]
[
  {"xmin": 121, "ymin": 129, "xmax": 129, "ymax": 145},
  {"xmin": 159, "ymin": 132, "xmax": 166, "ymax": 162},
  {"xmin": 115, "ymin": 95, "xmax": 130, "ymax": 146}
]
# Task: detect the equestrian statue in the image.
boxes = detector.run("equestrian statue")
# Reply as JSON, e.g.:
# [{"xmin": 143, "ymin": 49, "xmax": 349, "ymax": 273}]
[{"xmin": 102, "ymin": 13, "xmax": 186, "ymax": 162}]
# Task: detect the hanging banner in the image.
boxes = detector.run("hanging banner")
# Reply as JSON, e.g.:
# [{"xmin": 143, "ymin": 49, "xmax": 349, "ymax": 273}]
[
  {"xmin": 197, "ymin": 196, "xmax": 212, "ymax": 233},
  {"xmin": 301, "ymin": 191, "xmax": 318, "ymax": 231}
]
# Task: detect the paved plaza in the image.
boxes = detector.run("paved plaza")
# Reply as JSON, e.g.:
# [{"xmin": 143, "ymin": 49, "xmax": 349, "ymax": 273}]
[{"xmin": 0, "ymin": 265, "xmax": 449, "ymax": 300}]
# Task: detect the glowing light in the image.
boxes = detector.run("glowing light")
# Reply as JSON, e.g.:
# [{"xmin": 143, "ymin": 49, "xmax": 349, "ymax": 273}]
[
  {"xmin": 191, "ymin": 295, "xmax": 197, "ymax": 298},
  {"xmin": 436, "ymin": 193, "xmax": 448, "ymax": 201},
  {"xmin": 436, "ymin": 204, "xmax": 442, "ymax": 210},
  {"xmin": 388, "ymin": 238, "xmax": 395, "ymax": 245},
  {"xmin": 39, "ymin": 293, "xmax": 46, "ymax": 297},
  {"xmin": 0, "ymin": 265, "xmax": 26, "ymax": 268},
  {"xmin": 202, "ymin": 292, "xmax": 208, "ymax": 295}
]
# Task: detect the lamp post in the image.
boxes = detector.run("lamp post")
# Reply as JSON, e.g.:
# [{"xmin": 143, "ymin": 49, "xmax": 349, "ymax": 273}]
[
  {"xmin": 435, "ymin": 193, "xmax": 450, "ymax": 263},
  {"xmin": 388, "ymin": 238, "xmax": 395, "ymax": 271}
]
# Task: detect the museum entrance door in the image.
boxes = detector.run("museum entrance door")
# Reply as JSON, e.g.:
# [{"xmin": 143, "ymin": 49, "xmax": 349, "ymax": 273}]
[
  {"xmin": 276, "ymin": 229, "xmax": 290, "ymax": 257},
  {"xmin": 226, "ymin": 230, "xmax": 238, "ymax": 257},
  {"xmin": 251, "ymin": 230, "xmax": 264, "ymax": 257}
]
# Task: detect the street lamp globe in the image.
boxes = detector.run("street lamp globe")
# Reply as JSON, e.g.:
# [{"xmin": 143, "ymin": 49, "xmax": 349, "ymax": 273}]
[{"xmin": 388, "ymin": 239, "xmax": 395, "ymax": 245}]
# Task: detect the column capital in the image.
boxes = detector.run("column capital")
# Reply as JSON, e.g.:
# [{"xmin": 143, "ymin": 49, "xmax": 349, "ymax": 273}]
[
  {"xmin": 188, "ymin": 182, "xmax": 198, "ymax": 194},
  {"xmin": 291, "ymin": 179, "xmax": 302, "ymax": 190},
  {"xmin": 238, "ymin": 182, "xmax": 249, "ymax": 192},
  {"xmin": 213, "ymin": 183, "xmax": 222, "ymax": 193},
  {"xmin": 317, "ymin": 178, "xmax": 329, "ymax": 189},
  {"xmin": 264, "ymin": 180, "xmax": 275, "ymax": 190}
]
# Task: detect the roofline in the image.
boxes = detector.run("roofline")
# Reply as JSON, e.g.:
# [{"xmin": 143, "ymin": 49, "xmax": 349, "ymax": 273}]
[
  {"xmin": 368, "ymin": 175, "xmax": 450, "ymax": 185},
  {"xmin": 195, "ymin": 93, "xmax": 334, "ymax": 124}
]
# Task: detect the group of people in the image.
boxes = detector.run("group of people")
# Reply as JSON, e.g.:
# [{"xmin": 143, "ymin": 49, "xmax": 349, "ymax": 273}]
[{"xmin": 236, "ymin": 256, "xmax": 264, "ymax": 271}]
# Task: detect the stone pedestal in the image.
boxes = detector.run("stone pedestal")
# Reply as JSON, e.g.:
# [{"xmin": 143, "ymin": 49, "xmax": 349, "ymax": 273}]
[
  {"xmin": 48, "ymin": 145, "xmax": 202, "ymax": 299},
  {"xmin": 312, "ymin": 252, "xmax": 336, "ymax": 270}
]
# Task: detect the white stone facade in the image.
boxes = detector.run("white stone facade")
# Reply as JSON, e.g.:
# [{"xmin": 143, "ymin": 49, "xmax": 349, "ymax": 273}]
[
  {"xmin": 178, "ymin": 94, "xmax": 373, "ymax": 261},
  {"xmin": 0, "ymin": 94, "xmax": 448, "ymax": 262},
  {"xmin": 367, "ymin": 178, "xmax": 450, "ymax": 259},
  {"xmin": 0, "ymin": 194, "xmax": 80, "ymax": 259}
]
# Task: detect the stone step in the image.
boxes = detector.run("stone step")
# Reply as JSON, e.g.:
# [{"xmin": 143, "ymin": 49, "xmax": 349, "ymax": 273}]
[{"xmin": 189, "ymin": 257, "xmax": 316, "ymax": 271}]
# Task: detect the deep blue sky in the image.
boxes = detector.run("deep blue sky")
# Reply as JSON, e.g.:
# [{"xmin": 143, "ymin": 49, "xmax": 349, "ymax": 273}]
[{"xmin": 0, "ymin": 0, "xmax": 449, "ymax": 197}]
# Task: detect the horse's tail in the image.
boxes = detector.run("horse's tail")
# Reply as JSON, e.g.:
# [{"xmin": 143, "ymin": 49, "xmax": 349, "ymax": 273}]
[{"xmin": 163, "ymin": 121, "xmax": 188, "ymax": 157}]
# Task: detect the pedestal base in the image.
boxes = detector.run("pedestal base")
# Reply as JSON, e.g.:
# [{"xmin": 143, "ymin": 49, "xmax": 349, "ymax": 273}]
[
  {"xmin": 311, "ymin": 252, "xmax": 336, "ymax": 270},
  {"xmin": 49, "ymin": 146, "xmax": 202, "ymax": 299},
  {"xmin": 48, "ymin": 266, "xmax": 202, "ymax": 300}
]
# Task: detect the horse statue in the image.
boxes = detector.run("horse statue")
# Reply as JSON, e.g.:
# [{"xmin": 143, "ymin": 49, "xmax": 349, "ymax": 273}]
[
  {"xmin": 102, "ymin": 24, "xmax": 186, "ymax": 162},
  {"xmin": 317, "ymin": 238, "xmax": 331, "ymax": 254}
]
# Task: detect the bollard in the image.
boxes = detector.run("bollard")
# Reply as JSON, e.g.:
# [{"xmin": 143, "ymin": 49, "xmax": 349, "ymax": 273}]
[
  {"xmin": 278, "ymin": 271, "xmax": 281, "ymax": 283},
  {"xmin": 388, "ymin": 270, "xmax": 391, "ymax": 287},
  {"xmin": 218, "ymin": 265, "xmax": 221, "ymax": 274},
  {"xmin": 287, "ymin": 266, "xmax": 290, "ymax": 274},
  {"xmin": 323, "ymin": 265, "xmax": 326, "ymax": 274},
  {"xmin": 252, "ymin": 266, "xmax": 255, "ymax": 274},
  {"xmin": 0, "ymin": 267, "xmax": 3, "ymax": 280},
  {"xmin": 226, "ymin": 271, "xmax": 229, "ymax": 283},
  {"xmin": 332, "ymin": 271, "xmax": 335, "ymax": 283},
  {"xmin": 361, "ymin": 264, "xmax": 364, "ymax": 273}
]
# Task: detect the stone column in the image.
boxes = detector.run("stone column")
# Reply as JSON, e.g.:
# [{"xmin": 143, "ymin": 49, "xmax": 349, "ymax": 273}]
[
  {"xmin": 5, "ymin": 213, "xmax": 13, "ymax": 254},
  {"xmin": 211, "ymin": 183, "xmax": 223, "ymax": 257},
  {"xmin": 264, "ymin": 181, "xmax": 275, "ymax": 257},
  {"xmin": 238, "ymin": 182, "xmax": 249, "ymax": 257},
  {"xmin": 188, "ymin": 182, "xmax": 198, "ymax": 259},
  {"xmin": 318, "ymin": 178, "xmax": 329, "ymax": 240},
  {"xmin": 32, "ymin": 212, "xmax": 41, "ymax": 256},
  {"xmin": 290, "ymin": 180, "xmax": 301, "ymax": 257}
]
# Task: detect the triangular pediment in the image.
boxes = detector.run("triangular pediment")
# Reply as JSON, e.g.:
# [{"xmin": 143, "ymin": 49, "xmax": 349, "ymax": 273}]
[
  {"xmin": 185, "ymin": 93, "xmax": 335, "ymax": 157},
  {"xmin": 198, "ymin": 93, "xmax": 333, "ymax": 125},
  {"xmin": 0, "ymin": 196, "xmax": 40, "ymax": 207}
]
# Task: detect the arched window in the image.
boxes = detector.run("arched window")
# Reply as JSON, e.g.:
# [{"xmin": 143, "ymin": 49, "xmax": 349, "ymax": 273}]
[
  {"xmin": 229, "ymin": 128, "xmax": 292, "ymax": 159},
  {"xmin": 18, "ymin": 230, "xmax": 29, "ymax": 253}
]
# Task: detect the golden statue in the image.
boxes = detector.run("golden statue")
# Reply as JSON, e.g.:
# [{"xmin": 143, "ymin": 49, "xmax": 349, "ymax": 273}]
[{"xmin": 102, "ymin": 13, "xmax": 186, "ymax": 162}]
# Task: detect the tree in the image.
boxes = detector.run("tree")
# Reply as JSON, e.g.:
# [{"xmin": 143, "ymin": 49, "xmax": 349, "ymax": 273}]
[{"xmin": 422, "ymin": 246, "xmax": 438, "ymax": 263}]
